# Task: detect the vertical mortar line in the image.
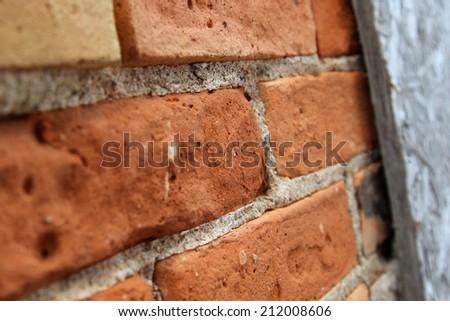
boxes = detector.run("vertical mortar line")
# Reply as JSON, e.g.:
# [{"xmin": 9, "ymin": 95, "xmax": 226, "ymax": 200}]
[
  {"xmin": 19, "ymin": 57, "xmax": 367, "ymax": 301},
  {"xmin": 320, "ymin": 254, "xmax": 384, "ymax": 301},
  {"xmin": 344, "ymin": 168, "xmax": 364, "ymax": 263},
  {"xmin": 138, "ymin": 261, "xmax": 160, "ymax": 301},
  {"xmin": 24, "ymin": 154, "xmax": 370, "ymax": 300},
  {"xmin": 242, "ymin": 70, "xmax": 281, "ymax": 195},
  {"xmin": 125, "ymin": 56, "xmax": 364, "ymax": 300}
]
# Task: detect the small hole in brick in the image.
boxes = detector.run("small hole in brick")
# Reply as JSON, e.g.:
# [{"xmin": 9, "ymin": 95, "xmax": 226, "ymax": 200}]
[
  {"xmin": 187, "ymin": 0, "xmax": 193, "ymax": 10},
  {"xmin": 34, "ymin": 120, "xmax": 46, "ymax": 143},
  {"xmin": 223, "ymin": 21, "xmax": 227, "ymax": 28},
  {"xmin": 81, "ymin": 157, "xmax": 88, "ymax": 167},
  {"xmin": 207, "ymin": 19, "xmax": 213, "ymax": 28},
  {"xmin": 69, "ymin": 149, "xmax": 88, "ymax": 167},
  {"xmin": 23, "ymin": 176, "xmax": 34, "ymax": 195},
  {"xmin": 38, "ymin": 232, "xmax": 59, "ymax": 260},
  {"xmin": 189, "ymin": 104, "xmax": 194, "ymax": 108}
]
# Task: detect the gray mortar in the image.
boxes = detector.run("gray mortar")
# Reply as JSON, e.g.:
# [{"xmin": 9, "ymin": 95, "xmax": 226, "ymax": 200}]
[
  {"xmin": 344, "ymin": 171, "xmax": 365, "ymax": 262},
  {"xmin": 320, "ymin": 255, "xmax": 390, "ymax": 301},
  {"xmin": 11, "ymin": 54, "xmax": 378, "ymax": 300},
  {"xmin": 370, "ymin": 261, "xmax": 399, "ymax": 300},
  {"xmin": 25, "ymin": 151, "xmax": 378, "ymax": 301},
  {"xmin": 0, "ymin": 55, "xmax": 362, "ymax": 116}
]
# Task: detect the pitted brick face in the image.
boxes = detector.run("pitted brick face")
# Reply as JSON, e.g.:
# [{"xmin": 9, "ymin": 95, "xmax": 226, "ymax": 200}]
[
  {"xmin": 260, "ymin": 72, "xmax": 377, "ymax": 178},
  {"xmin": 114, "ymin": 0, "xmax": 317, "ymax": 66},
  {"xmin": 154, "ymin": 183, "xmax": 357, "ymax": 300},
  {"xmin": 0, "ymin": 89, "xmax": 265, "ymax": 299},
  {"xmin": 0, "ymin": 0, "xmax": 391, "ymax": 302}
]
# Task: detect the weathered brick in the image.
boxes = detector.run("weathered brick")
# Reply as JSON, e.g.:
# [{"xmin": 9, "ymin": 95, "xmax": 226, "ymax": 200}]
[
  {"xmin": 260, "ymin": 72, "xmax": 377, "ymax": 177},
  {"xmin": 0, "ymin": 89, "xmax": 265, "ymax": 299},
  {"xmin": 154, "ymin": 183, "xmax": 357, "ymax": 300},
  {"xmin": 346, "ymin": 283, "xmax": 369, "ymax": 301},
  {"xmin": 0, "ymin": 0, "xmax": 121, "ymax": 69},
  {"xmin": 114, "ymin": 0, "xmax": 317, "ymax": 66},
  {"xmin": 311, "ymin": 0, "xmax": 361, "ymax": 57},
  {"xmin": 354, "ymin": 164, "xmax": 392, "ymax": 256},
  {"xmin": 89, "ymin": 275, "xmax": 154, "ymax": 301}
]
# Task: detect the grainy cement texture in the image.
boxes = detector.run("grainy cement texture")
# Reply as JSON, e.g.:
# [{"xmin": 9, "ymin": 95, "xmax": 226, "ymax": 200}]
[
  {"xmin": 353, "ymin": 0, "xmax": 450, "ymax": 300},
  {"xmin": 0, "ymin": 54, "xmax": 394, "ymax": 301},
  {"xmin": 0, "ymin": 56, "xmax": 362, "ymax": 116}
]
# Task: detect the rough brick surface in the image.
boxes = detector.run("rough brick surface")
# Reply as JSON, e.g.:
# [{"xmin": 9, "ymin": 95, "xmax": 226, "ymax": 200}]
[
  {"xmin": 154, "ymin": 183, "xmax": 357, "ymax": 300},
  {"xmin": 354, "ymin": 164, "xmax": 392, "ymax": 256},
  {"xmin": 346, "ymin": 283, "xmax": 369, "ymax": 301},
  {"xmin": 260, "ymin": 72, "xmax": 377, "ymax": 177},
  {"xmin": 90, "ymin": 275, "xmax": 154, "ymax": 301},
  {"xmin": 114, "ymin": 0, "xmax": 316, "ymax": 66},
  {"xmin": 311, "ymin": 0, "xmax": 361, "ymax": 57},
  {"xmin": 0, "ymin": 0, "xmax": 121, "ymax": 69},
  {"xmin": 0, "ymin": 89, "xmax": 265, "ymax": 299}
]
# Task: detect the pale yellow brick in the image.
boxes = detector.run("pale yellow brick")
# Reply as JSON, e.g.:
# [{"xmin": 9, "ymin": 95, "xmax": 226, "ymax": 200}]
[{"xmin": 0, "ymin": 0, "xmax": 121, "ymax": 68}]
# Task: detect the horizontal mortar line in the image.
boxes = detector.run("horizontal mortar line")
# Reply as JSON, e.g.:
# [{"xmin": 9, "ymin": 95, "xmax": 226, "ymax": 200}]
[
  {"xmin": 320, "ymin": 254, "xmax": 387, "ymax": 301},
  {"xmin": 152, "ymin": 150, "xmax": 380, "ymax": 263},
  {"xmin": 267, "ymin": 149, "xmax": 380, "ymax": 208},
  {"xmin": 0, "ymin": 55, "xmax": 363, "ymax": 116},
  {"xmin": 24, "ymin": 150, "xmax": 376, "ymax": 301}
]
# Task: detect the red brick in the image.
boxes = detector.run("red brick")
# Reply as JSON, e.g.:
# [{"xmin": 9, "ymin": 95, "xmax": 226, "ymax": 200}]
[
  {"xmin": 89, "ymin": 275, "xmax": 154, "ymax": 301},
  {"xmin": 311, "ymin": 0, "xmax": 361, "ymax": 57},
  {"xmin": 0, "ymin": 89, "xmax": 265, "ymax": 299},
  {"xmin": 259, "ymin": 72, "xmax": 377, "ymax": 178},
  {"xmin": 354, "ymin": 164, "xmax": 392, "ymax": 256},
  {"xmin": 346, "ymin": 283, "xmax": 369, "ymax": 301},
  {"xmin": 154, "ymin": 182, "xmax": 357, "ymax": 300},
  {"xmin": 114, "ymin": 0, "xmax": 317, "ymax": 66}
]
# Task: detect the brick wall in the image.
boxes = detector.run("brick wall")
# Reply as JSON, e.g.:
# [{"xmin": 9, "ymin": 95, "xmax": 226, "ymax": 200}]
[{"xmin": 0, "ymin": 0, "xmax": 396, "ymax": 300}]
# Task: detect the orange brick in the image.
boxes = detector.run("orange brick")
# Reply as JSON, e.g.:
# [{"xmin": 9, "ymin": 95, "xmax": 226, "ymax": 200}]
[
  {"xmin": 114, "ymin": 0, "xmax": 317, "ymax": 66},
  {"xmin": 311, "ymin": 0, "xmax": 361, "ymax": 57},
  {"xmin": 260, "ymin": 72, "xmax": 377, "ymax": 178},
  {"xmin": 346, "ymin": 283, "xmax": 369, "ymax": 301},
  {"xmin": 354, "ymin": 164, "xmax": 392, "ymax": 256},
  {"xmin": 154, "ymin": 183, "xmax": 357, "ymax": 300},
  {"xmin": 0, "ymin": 89, "xmax": 265, "ymax": 299},
  {"xmin": 90, "ymin": 275, "xmax": 154, "ymax": 301}
]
